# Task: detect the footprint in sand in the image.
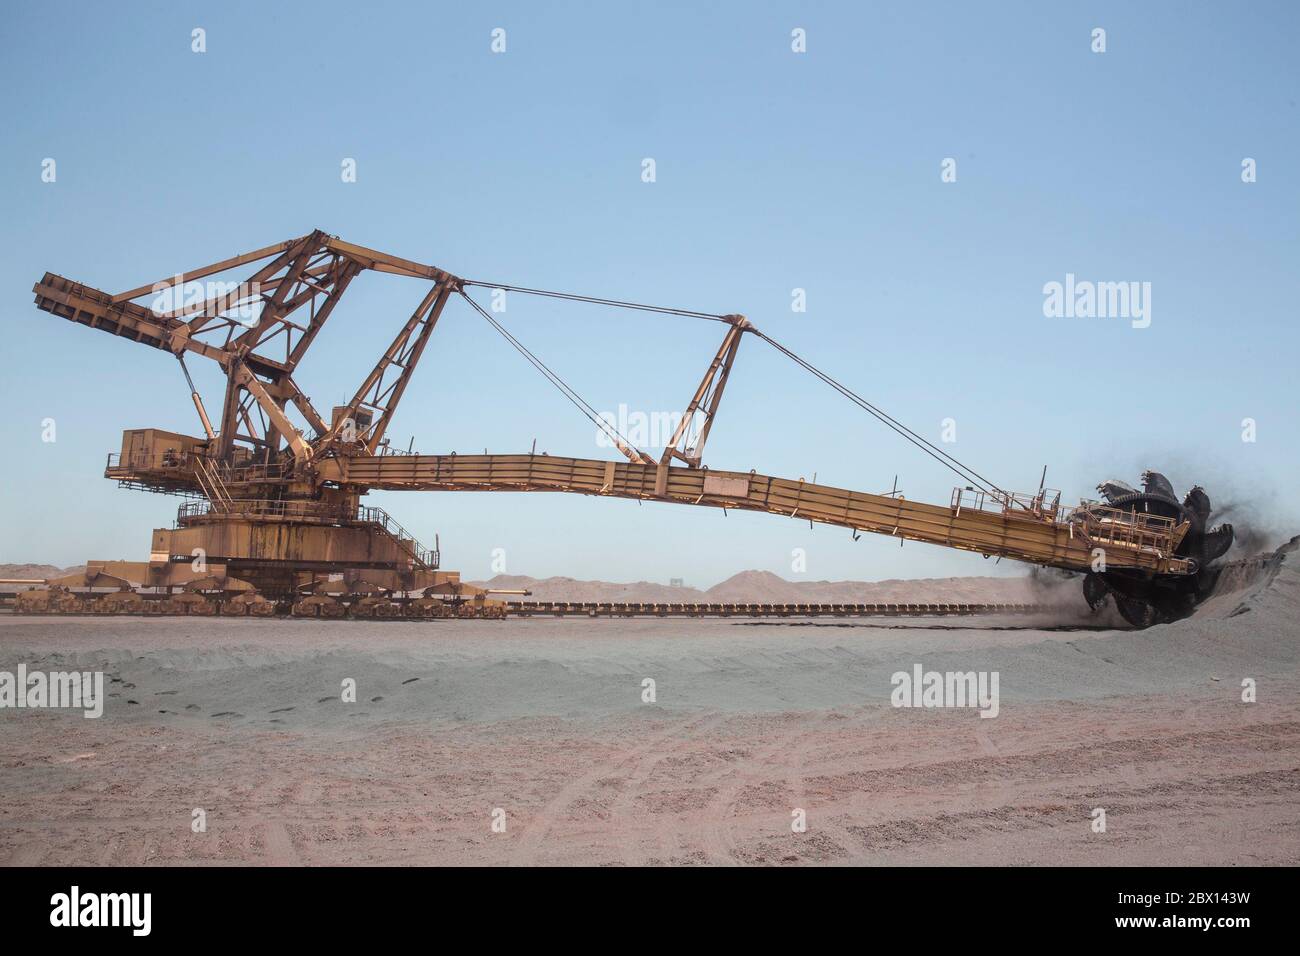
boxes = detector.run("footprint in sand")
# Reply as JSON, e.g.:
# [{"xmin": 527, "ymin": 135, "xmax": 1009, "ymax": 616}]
[
  {"xmin": 270, "ymin": 707, "xmax": 295, "ymax": 713},
  {"xmin": 316, "ymin": 697, "xmax": 335, "ymax": 703},
  {"xmin": 210, "ymin": 711, "xmax": 243, "ymax": 718},
  {"xmin": 185, "ymin": 704, "xmax": 201, "ymax": 711},
  {"xmin": 155, "ymin": 690, "xmax": 178, "ymax": 696},
  {"xmin": 370, "ymin": 696, "xmax": 383, "ymax": 702},
  {"xmin": 401, "ymin": 678, "xmax": 420, "ymax": 685},
  {"xmin": 126, "ymin": 700, "xmax": 139, "ymax": 705}
]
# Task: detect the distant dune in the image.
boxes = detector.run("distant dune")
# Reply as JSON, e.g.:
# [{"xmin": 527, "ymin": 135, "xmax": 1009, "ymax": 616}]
[
  {"xmin": 469, "ymin": 569, "xmax": 1059, "ymax": 605},
  {"xmin": 0, "ymin": 564, "xmax": 81, "ymax": 580}
]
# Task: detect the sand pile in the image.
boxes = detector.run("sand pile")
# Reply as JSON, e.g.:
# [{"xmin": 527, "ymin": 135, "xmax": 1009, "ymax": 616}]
[
  {"xmin": 1196, "ymin": 534, "xmax": 1300, "ymax": 622},
  {"xmin": 472, "ymin": 570, "xmax": 1043, "ymax": 604}
]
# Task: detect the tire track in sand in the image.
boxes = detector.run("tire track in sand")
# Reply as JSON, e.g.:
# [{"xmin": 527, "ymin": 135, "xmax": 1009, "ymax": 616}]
[
  {"xmin": 513, "ymin": 711, "xmax": 718, "ymax": 865},
  {"xmin": 604, "ymin": 713, "xmax": 730, "ymax": 865},
  {"xmin": 261, "ymin": 820, "xmax": 302, "ymax": 865},
  {"xmin": 697, "ymin": 713, "xmax": 823, "ymax": 866}
]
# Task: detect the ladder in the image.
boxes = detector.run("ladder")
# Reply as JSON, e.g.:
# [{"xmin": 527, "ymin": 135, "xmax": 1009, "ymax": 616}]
[{"xmin": 191, "ymin": 457, "xmax": 233, "ymax": 514}]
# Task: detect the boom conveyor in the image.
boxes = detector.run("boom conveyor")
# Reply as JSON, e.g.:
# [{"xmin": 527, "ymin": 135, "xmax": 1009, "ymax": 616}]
[{"xmin": 315, "ymin": 453, "xmax": 1192, "ymax": 577}]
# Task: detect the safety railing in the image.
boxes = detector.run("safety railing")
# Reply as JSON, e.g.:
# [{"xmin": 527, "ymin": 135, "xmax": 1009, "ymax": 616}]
[
  {"xmin": 105, "ymin": 450, "xmax": 192, "ymax": 473},
  {"xmin": 177, "ymin": 498, "xmax": 353, "ymax": 522},
  {"xmin": 1067, "ymin": 501, "xmax": 1182, "ymax": 556},
  {"xmin": 106, "ymin": 449, "xmax": 295, "ymax": 484},
  {"xmin": 951, "ymin": 486, "xmax": 1061, "ymax": 520},
  {"xmin": 358, "ymin": 505, "xmax": 438, "ymax": 569}
]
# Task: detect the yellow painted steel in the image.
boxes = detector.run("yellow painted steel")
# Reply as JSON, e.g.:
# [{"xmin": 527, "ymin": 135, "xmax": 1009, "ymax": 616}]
[{"xmin": 317, "ymin": 453, "xmax": 1187, "ymax": 575}]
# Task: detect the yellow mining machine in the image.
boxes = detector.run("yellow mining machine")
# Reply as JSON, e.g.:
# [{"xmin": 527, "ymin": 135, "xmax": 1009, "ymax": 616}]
[{"xmin": 22, "ymin": 230, "xmax": 1233, "ymax": 625}]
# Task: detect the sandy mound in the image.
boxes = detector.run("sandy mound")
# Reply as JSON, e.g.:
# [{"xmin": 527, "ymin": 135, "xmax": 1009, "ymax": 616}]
[
  {"xmin": 472, "ymin": 570, "xmax": 1047, "ymax": 605},
  {"xmin": 1196, "ymin": 534, "xmax": 1300, "ymax": 621},
  {"xmin": 0, "ymin": 564, "xmax": 81, "ymax": 580}
]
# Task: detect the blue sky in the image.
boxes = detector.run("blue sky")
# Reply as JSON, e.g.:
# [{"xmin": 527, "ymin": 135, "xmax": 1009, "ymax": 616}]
[{"xmin": 2, "ymin": 1, "xmax": 1297, "ymax": 584}]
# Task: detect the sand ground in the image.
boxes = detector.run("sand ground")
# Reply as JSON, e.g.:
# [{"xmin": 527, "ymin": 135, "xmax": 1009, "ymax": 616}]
[{"xmin": 1, "ymin": 550, "xmax": 1296, "ymax": 866}]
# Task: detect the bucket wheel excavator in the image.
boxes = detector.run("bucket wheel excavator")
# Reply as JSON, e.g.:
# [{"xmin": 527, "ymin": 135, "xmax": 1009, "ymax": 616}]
[
  {"xmin": 1083, "ymin": 472, "xmax": 1235, "ymax": 626},
  {"xmin": 22, "ymin": 229, "xmax": 1233, "ymax": 625}
]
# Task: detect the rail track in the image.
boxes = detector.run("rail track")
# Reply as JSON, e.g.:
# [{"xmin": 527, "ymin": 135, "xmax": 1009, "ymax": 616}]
[{"xmin": 0, "ymin": 588, "xmax": 1040, "ymax": 620}]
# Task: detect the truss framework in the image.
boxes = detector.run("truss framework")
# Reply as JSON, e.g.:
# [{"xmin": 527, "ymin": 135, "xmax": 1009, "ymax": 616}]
[{"xmin": 34, "ymin": 230, "xmax": 750, "ymax": 478}]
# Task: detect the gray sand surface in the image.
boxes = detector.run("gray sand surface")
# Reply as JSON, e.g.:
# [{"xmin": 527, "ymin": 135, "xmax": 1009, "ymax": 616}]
[{"xmin": 1, "ymin": 541, "xmax": 1296, "ymax": 865}]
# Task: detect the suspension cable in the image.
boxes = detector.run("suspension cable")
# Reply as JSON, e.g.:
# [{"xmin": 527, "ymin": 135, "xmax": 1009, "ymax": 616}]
[
  {"xmin": 461, "ymin": 280, "xmax": 730, "ymax": 323},
  {"xmin": 749, "ymin": 329, "xmax": 1005, "ymax": 497},
  {"xmin": 457, "ymin": 290, "xmax": 650, "ymax": 461},
  {"xmin": 457, "ymin": 278, "xmax": 1003, "ymax": 495}
]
